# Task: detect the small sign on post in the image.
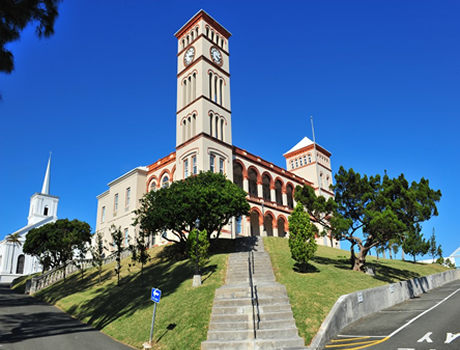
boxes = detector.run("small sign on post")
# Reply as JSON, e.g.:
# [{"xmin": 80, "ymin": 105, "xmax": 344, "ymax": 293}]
[{"xmin": 143, "ymin": 287, "xmax": 162, "ymax": 349}]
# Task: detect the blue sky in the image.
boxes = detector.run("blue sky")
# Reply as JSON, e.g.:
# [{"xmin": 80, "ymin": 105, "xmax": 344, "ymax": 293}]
[{"xmin": 1, "ymin": 1, "xmax": 459, "ymax": 260}]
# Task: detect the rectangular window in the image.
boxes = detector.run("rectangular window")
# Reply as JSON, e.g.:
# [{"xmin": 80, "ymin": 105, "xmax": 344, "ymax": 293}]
[
  {"xmin": 295, "ymin": 159, "xmax": 298, "ymax": 168},
  {"xmin": 210, "ymin": 155, "xmax": 215, "ymax": 173},
  {"xmin": 236, "ymin": 216, "xmax": 242, "ymax": 235},
  {"xmin": 192, "ymin": 156, "xmax": 197, "ymax": 175},
  {"xmin": 219, "ymin": 158, "xmax": 224, "ymax": 174},
  {"xmin": 126, "ymin": 187, "xmax": 131, "ymax": 206},
  {"xmin": 114, "ymin": 193, "xmax": 119, "ymax": 212},
  {"xmin": 124, "ymin": 228, "xmax": 129, "ymax": 246},
  {"xmin": 303, "ymin": 155, "xmax": 307, "ymax": 164},
  {"xmin": 101, "ymin": 206, "xmax": 106, "ymax": 222},
  {"xmin": 184, "ymin": 158, "xmax": 189, "ymax": 178},
  {"xmin": 299, "ymin": 158, "xmax": 303, "ymax": 166},
  {"xmin": 291, "ymin": 160, "xmax": 294, "ymax": 169}
]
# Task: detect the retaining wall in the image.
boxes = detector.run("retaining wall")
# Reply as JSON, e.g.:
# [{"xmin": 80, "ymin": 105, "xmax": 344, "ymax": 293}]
[{"xmin": 308, "ymin": 269, "xmax": 460, "ymax": 350}]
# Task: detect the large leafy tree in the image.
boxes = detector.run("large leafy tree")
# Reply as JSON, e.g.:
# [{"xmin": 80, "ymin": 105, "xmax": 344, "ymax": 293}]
[
  {"xmin": 5, "ymin": 232, "xmax": 22, "ymax": 273},
  {"xmin": 288, "ymin": 204, "xmax": 318, "ymax": 272},
  {"xmin": 23, "ymin": 219, "xmax": 91, "ymax": 279},
  {"xmin": 295, "ymin": 166, "xmax": 441, "ymax": 272},
  {"xmin": 1, "ymin": 0, "xmax": 62, "ymax": 75},
  {"xmin": 134, "ymin": 171, "xmax": 250, "ymax": 254}
]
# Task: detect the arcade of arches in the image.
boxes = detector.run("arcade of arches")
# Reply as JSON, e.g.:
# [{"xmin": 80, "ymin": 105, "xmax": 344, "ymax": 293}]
[{"xmin": 234, "ymin": 160, "xmax": 294, "ymax": 237}]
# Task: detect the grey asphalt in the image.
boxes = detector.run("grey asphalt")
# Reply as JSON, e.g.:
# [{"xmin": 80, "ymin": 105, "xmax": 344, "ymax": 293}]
[
  {"xmin": 0, "ymin": 283, "xmax": 135, "ymax": 350},
  {"xmin": 322, "ymin": 279, "xmax": 460, "ymax": 350}
]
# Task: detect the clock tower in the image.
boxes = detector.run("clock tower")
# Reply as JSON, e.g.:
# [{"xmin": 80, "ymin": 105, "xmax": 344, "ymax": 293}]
[{"xmin": 174, "ymin": 10, "xmax": 233, "ymax": 180}]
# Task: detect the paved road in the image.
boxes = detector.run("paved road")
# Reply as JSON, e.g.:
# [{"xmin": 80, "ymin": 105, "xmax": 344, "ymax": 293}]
[
  {"xmin": 323, "ymin": 279, "xmax": 460, "ymax": 350},
  {"xmin": 0, "ymin": 283, "xmax": 134, "ymax": 350}
]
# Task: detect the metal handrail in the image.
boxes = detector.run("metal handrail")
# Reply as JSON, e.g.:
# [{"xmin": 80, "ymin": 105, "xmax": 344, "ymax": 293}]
[{"xmin": 248, "ymin": 250, "xmax": 259, "ymax": 339}]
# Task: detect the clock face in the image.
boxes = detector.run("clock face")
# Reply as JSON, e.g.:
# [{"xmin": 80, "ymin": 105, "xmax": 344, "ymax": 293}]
[
  {"xmin": 184, "ymin": 47, "xmax": 195, "ymax": 66},
  {"xmin": 210, "ymin": 47, "xmax": 222, "ymax": 65}
]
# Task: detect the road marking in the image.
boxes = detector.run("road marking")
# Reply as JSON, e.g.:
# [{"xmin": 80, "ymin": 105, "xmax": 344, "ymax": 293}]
[
  {"xmin": 417, "ymin": 332, "xmax": 433, "ymax": 343},
  {"xmin": 388, "ymin": 287, "xmax": 460, "ymax": 338},
  {"xmin": 331, "ymin": 337, "xmax": 371, "ymax": 342},
  {"xmin": 337, "ymin": 335, "xmax": 387, "ymax": 338},
  {"xmin": 445, "ymin": 332, "xmax": 460, "ymax": 344},
  {"xmin": 325, "ymin": 337, "xmax": 389, "ymax": 350}
]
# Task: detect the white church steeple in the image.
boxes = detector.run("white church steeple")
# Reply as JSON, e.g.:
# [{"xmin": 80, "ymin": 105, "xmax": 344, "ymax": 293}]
[
  {"xmin": 28, "ymin": 154, "xmax": 59, "ymax": 226},
  {"xmin": 41, "ymin": 153, "xmax": 51, "ymax": 195}
]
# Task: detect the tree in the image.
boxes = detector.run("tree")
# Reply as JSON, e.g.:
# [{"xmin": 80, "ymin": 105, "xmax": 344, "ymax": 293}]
[
  {"xmin": 129, "ymin": 231, "xmax": 150, "ymax": 285},
  {"xmin": 23, "ymin": 219, "xmax": 91, "ymax": 280},
  {"xmin": 5, "ymin": 232, "xmax": 22, "ymax": 273},
  {"xmin": 402, "ymin": 225, "xmax": 430, "ymax": 262},
  {"xmin": 288, "ymin": 204, "xmax": 318, "ymax": 272},
  {"xmin": 295, "ymin": 166, "xmax": 441, "ymax": 272},
  {"xmin": 110, "ymin": 225, "xmax": 124, "ymax": 286},
  {"xmin": 1, "ymin": 0, "xmax": 62, "ymax": 75},
  {"xmin": 134, "ymin": 171, "xmax": 250, "ymax": 254},
  {"xmin": 428, "ymin": 228, "xmax": 442, "ymax": 263},
  {"xmin": 186, "ymin": 228, "xmax": 210, "ymax": 271},
  {"xmin": 90, "ymin": 231, "xmax": 106, "ymax": 284}
]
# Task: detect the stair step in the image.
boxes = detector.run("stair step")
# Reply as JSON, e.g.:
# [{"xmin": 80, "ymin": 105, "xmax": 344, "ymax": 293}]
[
  {"xmin": 207, "ymin": 328, "xmax": 298, "ymax": 341},
  {"xmin": 212, "ymin": 303, "xmax": 291, "ymax": 315},
  {"xmin": 209, "ymin": 318, "xmax": 297, "ymax": 331},
  {"xmin": 213, "ymin": 296, "xmax": 290, "ymax": 307}
]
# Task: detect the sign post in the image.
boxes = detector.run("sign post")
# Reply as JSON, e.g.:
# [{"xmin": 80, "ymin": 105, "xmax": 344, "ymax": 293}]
[{"xmin": 144, "ymin": 287, "xmax": 162, "ymax": 349}]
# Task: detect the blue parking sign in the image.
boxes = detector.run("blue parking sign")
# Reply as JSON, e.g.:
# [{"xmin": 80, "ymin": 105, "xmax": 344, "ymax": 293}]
[{"xmin": 151, "ymin": 288, "xmax": 162, "ymax": 303}]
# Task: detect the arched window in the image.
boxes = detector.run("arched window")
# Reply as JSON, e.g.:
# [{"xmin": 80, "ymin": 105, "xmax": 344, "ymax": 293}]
[
  {"xmin": 209, "ymin": 72, "xmax": 213, "ymax": 99},
  {"xmin": 162, "ymin": 176, "xmax": 169, "ymax": 188},
  {"xmin": 211, "ymin": 30, "xmax": 214, "ymax": 42},
  {"xmin": 295, "ymin": 159, "xmax": 298, "ymax": 168},
  {"xmin": 43, "ymin": 206, "xmax": 49, "ymax": 216},
  {"xmin": 220, "ymin": 118, "xmax": 224, "ymax": 141},
  {"xmin": 16, "ymin": 255, "xmax": 25, "ymax": 274},
  {"xmin": 209, "ymin": 113, "xmax": 213, "ymax": 136},
  {"xmin": 308, "ymin": 154, "xmax": 312, "ymax": 163},
  {"xmin": 150, "ymin": 181, "xmax": 157, "ymax": 191},
  {"xmin": 319, "ymin": 172, "xmax": 323, "ymax": 188}
]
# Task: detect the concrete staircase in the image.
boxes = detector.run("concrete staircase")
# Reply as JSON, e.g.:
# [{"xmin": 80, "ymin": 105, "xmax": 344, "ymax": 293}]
[{"xmin": 202, "ymin": 237, "xmax": 307, "ymax": 350}]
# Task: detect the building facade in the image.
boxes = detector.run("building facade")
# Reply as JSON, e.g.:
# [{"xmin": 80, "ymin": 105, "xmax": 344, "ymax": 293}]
[
  {"xmin": 0, "ymin": 156, "xmax": 59, "ymax": 282},
  {"xmin": 96, "ymin": 10, "xmax": 339, "ymax": 251}
]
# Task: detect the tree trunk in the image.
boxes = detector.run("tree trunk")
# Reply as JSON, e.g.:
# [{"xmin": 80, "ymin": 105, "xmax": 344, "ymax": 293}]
[
  {"xmin": 353, "ymin": 247, "xmax": 369, "ymax": 272},
  {"xmin": 382, "ymin": 250, "xmax": 386, "ymax": 259},
  {"xmin": 401, "ymin": 250, "xmax": 405, "ymax": 260}
]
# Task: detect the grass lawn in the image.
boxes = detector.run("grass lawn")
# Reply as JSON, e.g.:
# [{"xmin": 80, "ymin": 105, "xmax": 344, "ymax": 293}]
[
  {"xmin": 13, "ymin": 237, "xmax": 450, "ymax": 350},
  {"xmin": 263, "ymin": 236, "xmax": 449, "ymax": 346},
  {"xmin": 28, "ymin": 240, "xmax": 238, "ymax": 350}
]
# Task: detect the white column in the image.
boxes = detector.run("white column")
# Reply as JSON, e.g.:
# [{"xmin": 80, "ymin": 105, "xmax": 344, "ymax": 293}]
[
  {"xmin": 257, "ymin": 184, "xmax": 263, "ymax": 198},
  {"xmin": 243, "ymin": 178, "xmax": 249, "ymax": 194},
  {"xmin": 270, "ymin": 189, "xmax": 276, "ymax": 203},
  {"xmin": 282, "ymin": 193, "xmax": 287, "ymax": 206}
]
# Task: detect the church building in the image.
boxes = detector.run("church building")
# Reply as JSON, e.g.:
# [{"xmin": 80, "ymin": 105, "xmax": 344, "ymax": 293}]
[
  {"xmin": 0, "ymin": 155, "xmax": 59, "ymax": 282},
  {"xmin": 96, "ymin": 10, "xmax": 338, "ymax": 251}
]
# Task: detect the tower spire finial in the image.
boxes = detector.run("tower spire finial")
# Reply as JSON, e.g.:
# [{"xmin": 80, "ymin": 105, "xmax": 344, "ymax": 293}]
[{"xmin": 41, "ymin": 152, "xmax": 51, "ymax": 195}]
